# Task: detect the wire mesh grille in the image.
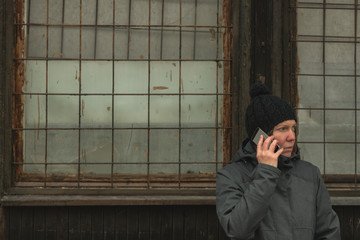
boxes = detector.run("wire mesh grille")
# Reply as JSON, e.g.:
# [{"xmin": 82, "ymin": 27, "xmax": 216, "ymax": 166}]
[{"xmin": 12, "ymin": 0, "xmax": 232, "ymax": 189}]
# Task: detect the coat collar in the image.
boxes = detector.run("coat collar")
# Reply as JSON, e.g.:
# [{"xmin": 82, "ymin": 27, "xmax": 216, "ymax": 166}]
[{"xmin": 234, "ymin": 138, "xmax": 300, "ymax": 171}]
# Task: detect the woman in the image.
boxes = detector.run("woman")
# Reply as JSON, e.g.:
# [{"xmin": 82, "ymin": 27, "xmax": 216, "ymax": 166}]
[{"xmin": 216, "ymin": 82, "xmax": 340, "ymax": 240}]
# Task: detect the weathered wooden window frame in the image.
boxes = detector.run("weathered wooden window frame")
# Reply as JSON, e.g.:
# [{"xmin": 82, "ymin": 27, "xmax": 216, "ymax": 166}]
[{"xmin": 0, "ymin": 0, "xmax": 242, "ymax": 206}]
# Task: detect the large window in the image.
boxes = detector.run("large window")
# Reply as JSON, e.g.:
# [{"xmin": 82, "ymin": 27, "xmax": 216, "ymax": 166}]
[
  {"xmin": 295, "ymin": 0, "xmax": 360, "ymax": 190},
  {"xmin": 12, "ymin": 0, "xmax": 232, "ymax": 189}
]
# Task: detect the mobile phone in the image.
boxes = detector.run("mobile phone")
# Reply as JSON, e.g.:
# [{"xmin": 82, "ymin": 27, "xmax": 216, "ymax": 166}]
[{"xmin": 251, "ymin": 127, "xmax": 280, "ymax": 151}]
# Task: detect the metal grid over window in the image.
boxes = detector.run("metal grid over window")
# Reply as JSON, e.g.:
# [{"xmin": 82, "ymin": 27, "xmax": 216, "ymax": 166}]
[
  {"xmin": 293, "ymin": 0, "xmax": 360, "ymax": 191},
  {"xmin": 12, "ymin": 0, "xmax": 232, "ymax": 189}
]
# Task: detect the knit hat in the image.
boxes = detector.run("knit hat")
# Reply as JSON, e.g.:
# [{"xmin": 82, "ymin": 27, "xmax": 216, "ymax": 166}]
[{"xmin": 245, "ymin": 82, "xmax": 297, "ymax": 138}]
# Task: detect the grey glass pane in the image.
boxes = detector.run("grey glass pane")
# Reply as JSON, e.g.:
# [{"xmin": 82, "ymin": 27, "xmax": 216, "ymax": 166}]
[
  {"xmin": 325, "ymin": 43, "xmax": 355, "ymax": 75},
  {"xmin": 80, "ymin": 130, "xmax": 112, "ymax": 175},
  {"xmin": 181, "ymin": 61, "xmax": 217, "ymax": 93},
  {"xmin": 298, "ymin": 143, "xmax": 324, "ymax": 174},
  {"xmin": 47, "ymin": 130, "xmax": 79, "ymax": 165},
  {"xmin": 325, "ymin": 9, "xmax": 354, "ymax": 37},
  {"xmin": 114, "ymin": 61, "xmax": 148, "ymax": 94},
  {"xmin": 297, "ymin": 42, "xmax": 323, "ymax": 75},
  {"xmin": 27, "ymin": 0, "xmax": 47, "ymax": 24},
  {"xmin": 48, "ymin": 95, "xmax": 79, "ymax": 128},
  {"xmin": 325, "ymin": 77, "xmax": 355, "ymax": 108},
  {"xmin": 27, "ymin": 26, "xmax": 47, "ymax": 58},
  {"xmin": 325, "ymin": 144, "xmax": 355, "ymax": 174},
  {"xmin": 150, "ymin": 95, "xmax": 179, "ymax": 127},
  {"xmin": 150, "ymin": 61, "xmax": 179, "ymax": 93},
  {"xmin": 24, "ymin": 60, "xmax": 46, "ymax": 93},
  {"xmin": 325, "ymin": 110, "xmax": 355, "ymax": 142},
  {"xmin": 63, "ymin": 0, "xmax": 80, "ymax": 24},
  {"xmin": 24, "ymin": 130, "xmax": 46, "ymax": 174},
  {"xmin": 297, "ymin": 8, "xmax": 323, "ymax": 36},
  {"xmin": 115, "ymin": 0, "xmax": 130, "ymax": 25},
  {"xmin": 81, "ymin": 61, "xmax": 113, "ymax": 93},
  {"xmin": 155, "ymin": 28, "xmax": 180, "ymax": 60},
  {"xmin": 297, "ymin": 110, "xmax": 324, "ymax": 142},
  {"xmin": 194, "ymin": 29, "xmax": 218, "ymax": 59},
  {"xmin": 24, "ymin": 95, "xmax": 46, "ymax": 128},
  {"xmin": 95, "ymin": 27, "xmax": 114, "ymax": 59},
  {"xmin": 181, "ymin": 95, "xmax": 216, "ymax": 127},
  {"xmin": 196, "ymin": 0, "xmax": 219, "ymax": 26},
  {"xmin": 298, "ymin": 76, "xmax": 323, "ymax": 108},
  {"xmin": 129, "ymin": 29, "xmax": 148, "ymax": 59},
  {"xmin": 131, "ymin": 0, "xmax": 149, "ymax": 25},
  {"xmin": 48, "ymin": 61, "xmax": 79, "ymax": 93},
  {"xmin": 81, "ymin": 96, "xmax": 112, "ymax": 128},
  {"xmin": 149, "ymin": 130, "xmax": 179, "ymax": 174},
  {"xmin": 181, "ymin": 130, "xmax": 217, "ymax": 175},
  {"xmin": 114, "ymin": 130, "xmax": 147, "ymax": 174},
  {"xmin": 114, "ymin": 29, "xmax": 129, "ymax": 59},
  {"xmin": 114, "ymin": 96, "xmax": 148, "ymax": 128},
  {"xmin": 81, "ymin": 27, "xmax": 96, "ymax": 59},
  {"xmin": 82, "ymin": 0, "xmax": 97, "ymax": 25}
]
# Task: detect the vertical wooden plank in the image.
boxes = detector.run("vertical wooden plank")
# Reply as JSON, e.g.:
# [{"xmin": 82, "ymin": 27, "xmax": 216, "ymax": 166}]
[
  {"xmin": 172, "ymin": 206, "xmax": 184, "ymax": 240},
  {"xmin": 342, "ymin": 206, "xmax": 354, "ymax": 240},
  {"xmin": 0, "ymin": 207, "xmax": 7, "ymax": 240},
  {"xmin": 20, "ymin": 207, "xmax": 34, "ymax": 240},
  {"xmin": 91, "ymin": 207, "xmax": 104, "ymax": 240},
  {"xmin": 9, "ymin": 207, "xmax": 22, "ymax": 240},
  {"xmin": 138, "ymin": 206, "xmax": 150, "ymax": 240},
  {"xmin": 196, "ymin": 206, "xmax": 208, "ymax": 240},
  {"xmin": 56, "ymin": 207, "xmax": 69, "ymax": 240},
  {"xmin": 333, "ymin": 206, "xmax": 345, "ymax": 240},
  {"xmin": 354, "ymin": 206, "xmax": 360, "ymax": 240},
  {"xmin": 149, "ymin": 206, "xmax": 161, "ymax": 240},
  {"xmin": 68, "ymin": 207, "xmax": 81, "ymax": 240},
  {"xmin": 161, "ymin": 206, "xmax": 173, "ymax": 240},
  {"xmin": 127, "ymin": 206, "xmax": 139, "ymax": 240},
  {"xmin": 45, "ymin": 207, "xmax": 58, "ymax": 240},
  {"xmin": 33, "ymin": 207, "xmax": 45, "ymax": 240},
  {"xmin": 103, "ymin": 207, "xmax": 115, "ymax": 240},
  {"xmin": 207, "ymin": 206, "xmax": 218, "ymax": 240},
  {"xmin": 115, "ymin": 207, "xmax": 127, "ymax": 240},
  {"xmin": 218, "ymin": 221, "xmax": 228, "ymax": 240},
  {"xmin": 184, "ymin": 206, "xmax": 196, "ymax": 240},
  {"xmin": 80, "ymin": 207, "xmax": 92, "ymax": 240}
]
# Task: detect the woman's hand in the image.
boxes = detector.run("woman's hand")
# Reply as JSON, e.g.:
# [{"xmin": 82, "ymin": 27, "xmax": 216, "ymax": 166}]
[{"xmin": 256, "ymin": 135, "xmax": 284, "ymax": 168}]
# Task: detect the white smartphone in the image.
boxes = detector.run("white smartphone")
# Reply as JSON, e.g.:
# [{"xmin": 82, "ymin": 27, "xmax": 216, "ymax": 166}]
[{"xmin": 251, "ymin": 127, "xmax": 280, "ymax": 151}]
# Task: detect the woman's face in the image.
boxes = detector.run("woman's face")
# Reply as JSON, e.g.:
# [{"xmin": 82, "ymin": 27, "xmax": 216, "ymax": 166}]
[{"xmin": 271, "ymin": 120, "xmax": 296, "ymax": 157}]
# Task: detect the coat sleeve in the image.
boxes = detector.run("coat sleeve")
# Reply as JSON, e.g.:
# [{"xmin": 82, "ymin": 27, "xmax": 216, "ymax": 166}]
[
  {"xmin": 314, "ymin": 168, "xmax": 341, "ymax": 240},
  {"xmin": 216, "ymin": 163, "xmax": 281, "ymax": 239}
]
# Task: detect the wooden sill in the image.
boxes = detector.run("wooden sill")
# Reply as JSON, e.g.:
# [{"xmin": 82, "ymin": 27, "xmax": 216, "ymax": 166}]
[{"xmin": 1, "ymin": 194, "xmax": 216, "ymax": 206}]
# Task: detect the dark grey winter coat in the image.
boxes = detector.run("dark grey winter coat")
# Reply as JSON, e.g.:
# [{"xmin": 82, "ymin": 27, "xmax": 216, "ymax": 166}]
[{"xmin": 216, "ymin": 139, "xmax": 340, "ymax": 240}]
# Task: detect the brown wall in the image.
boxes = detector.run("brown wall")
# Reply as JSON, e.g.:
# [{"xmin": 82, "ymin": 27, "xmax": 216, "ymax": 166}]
[{"xmin": 1, "ymin": 205, "xmax": 359, "ymax": 240}]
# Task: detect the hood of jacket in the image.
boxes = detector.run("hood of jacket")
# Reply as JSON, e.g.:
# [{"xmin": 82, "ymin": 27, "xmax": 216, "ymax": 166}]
[{"xmin": 234, "ymin": 138, "xmax": 300, "ymax": 171}]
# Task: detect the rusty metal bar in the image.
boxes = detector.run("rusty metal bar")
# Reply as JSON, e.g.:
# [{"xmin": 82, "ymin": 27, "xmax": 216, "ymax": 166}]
[
  {"xmin": 354, "ymin": 0, "xmax": 358, "ymax": 190},
  {"xmin": 147, "ymin": 0, "xmax": 151, "ymax": 188},
  {"xmin": 44, "ymin": 0, "xmax": 49, "ymax": 188},
  {"xmin": 127, "ymin": 0, "xmax": 132, "ymax": 59},
  {"xmin": 16, "ymin": 23, "xmax": 230, "ymax": 28},
  {"xmin": 178, "ymin": 0, "xmax": 182, "ymax": 188},
  {"xmin": 94, "ymin": 0, "xmax": 99, "ymax": 58},
  {"xmin": 78, "ymin": 0, "xmax": 83, "ymax": 188},
  {"xmin": 193, "ymin": 0, "xmax": 197, "ymax": 59},
  {"xmin": 60, "ymin": 0, "xmax": 65, "ymax": 57},
  {"xmin": 111, "ymin": 0, "xmax": 115, "ymax": 188},
  {"xmin": 26, "ymin": 0, "xmax": 31, "ymax": 57},
  {"xmin": 160, "ymin": 0, "xmax": 164, "ymax": 59}
]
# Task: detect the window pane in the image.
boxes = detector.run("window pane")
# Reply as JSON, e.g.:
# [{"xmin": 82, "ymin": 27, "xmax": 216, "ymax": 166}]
[{"xmin": 17, "ymin": 0, "xmax": 231, "ymax": 188}]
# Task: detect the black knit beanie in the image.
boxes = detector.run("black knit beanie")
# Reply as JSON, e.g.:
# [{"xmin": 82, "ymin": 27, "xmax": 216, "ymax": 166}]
[{"xmin": 245, "ymin": 82, "xmax": 297, "ymax": 138}]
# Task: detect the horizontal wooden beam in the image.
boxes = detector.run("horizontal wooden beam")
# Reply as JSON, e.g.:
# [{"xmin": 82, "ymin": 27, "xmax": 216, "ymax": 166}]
[{"xmin": 1, "ymin": 195, "xmax": 216, "ymax": 206}]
